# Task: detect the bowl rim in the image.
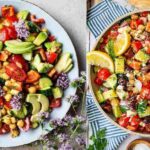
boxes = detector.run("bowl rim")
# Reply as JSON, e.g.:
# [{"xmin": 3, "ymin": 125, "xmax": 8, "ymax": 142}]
[{"xmin": 87, "ymin": 9, "xmax": 150, "ymax": 137}]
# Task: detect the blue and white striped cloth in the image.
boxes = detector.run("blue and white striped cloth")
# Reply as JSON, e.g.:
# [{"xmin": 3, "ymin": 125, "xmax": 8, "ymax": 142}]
[{"xmin": 86, "ymin": 0, "xmax": 135, "ymax": 149}]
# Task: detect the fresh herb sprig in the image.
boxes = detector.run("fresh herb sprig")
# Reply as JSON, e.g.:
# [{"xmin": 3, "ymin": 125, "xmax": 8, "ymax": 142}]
[{"xmin": 87, "ymin": 129, "xmax": 108, "ymax": 150}]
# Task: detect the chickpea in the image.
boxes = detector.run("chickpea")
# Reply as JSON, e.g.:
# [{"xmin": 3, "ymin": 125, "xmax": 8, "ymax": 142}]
[
  {"xmin": 131, "ymin": 14, "xmax": 138, "ymax": 20},
  {"xmin": 1, "ymin": 108, "xmax": 7, "ymax": 116},
  {"xmin": 9, "ymin": 124, "xmax": 17, "ymax": 130},
  {"xmin": 11, "ymin": 117, "xmax": 16, "ymax": 124},
  {"xmin": 3, "ymin": 116, "xmax": 11, "ymax": 125},
  {"xmin": 4, "ymin": 93, "xmax": 12, "ymax": 102},
  {"xmin": 32, "ymin": 122, "xmax": 39, "ymax": 128},
  {"xmin": 17, "ymin": 120, "xmax": 24, "ymax": 128},
  {"xmin": 28, "ymin": 86, "xmax": 36, "ymax": 94},
  {"xmin": 11, "ymin": 129, "xmax": 19, "ymax": 137},
  {"xmin": 3, "ymin": 86, "xmax": 8, "ymax": 91},
  {"xmin": 129, "ymin": 79, "xmax": 134, "ymax": 85}
]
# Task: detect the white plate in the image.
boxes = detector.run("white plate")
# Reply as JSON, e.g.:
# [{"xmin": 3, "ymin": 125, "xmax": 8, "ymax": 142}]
[{"xmin": 0, "ymin": 0, "xmax": 79, "ymax": 147}]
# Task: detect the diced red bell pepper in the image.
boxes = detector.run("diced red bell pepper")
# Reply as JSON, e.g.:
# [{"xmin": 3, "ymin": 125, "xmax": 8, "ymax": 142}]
[
  {"xmin": 128, "ymin": 60, "xmax": 141, "ymax": 70},
  {"xmin": 130, "ymin": 115, "xmax": 140, "ymax": 126},
  {"xmin": 140, "ymin": 11, "xmax": 149, "ymax": 17},
  {"xmin": 1, "ymin": 6, "xmax": 15, "ymax": 17},
  {"xmin": 131, "ymin": 41, "xmax": 142, "ymax": 53},
  {"xmin": 0, "ymin": 27, "xmax": 10, "ymax": 42},
  {"xmin": 118, "ymin": 114, "xmax": 130, "ymax": 128},
  {"xmin": 49, "ymin": 35, "xmax": 55, "ymax": 42},
  {"xmin": 46, "ymin": 52, "xmax": 58, "ymax": 64},
  {"xmin": 130, "ymin": 19, "xmax": 143, "ymax": 29},
  {"xmin": 97, "ymin": 68, "xmax": 111, "ymax": 81},
  {"xmin": 50, "ymin": 98, "xmax": 61, "ymax": 108},
  {"xmin": 94, "ymin": 77, "xmax": 103, "ymax": 86},
  {"xmin": 4, "ymin": 16, "xmax": 18, "ymax": 26}
]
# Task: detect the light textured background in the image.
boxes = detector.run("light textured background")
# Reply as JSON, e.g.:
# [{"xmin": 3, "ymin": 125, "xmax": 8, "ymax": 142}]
[{"xmin": 0, "ymin": 0, "xmax": 86, "ymax": 149}]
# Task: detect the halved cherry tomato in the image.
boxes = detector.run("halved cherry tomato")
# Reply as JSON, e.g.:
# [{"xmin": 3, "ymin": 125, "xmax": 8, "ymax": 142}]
[
  {"xmin": 1, "ymin": 6, "xmax": 15, "ymax": 17},
  {"xmin": 4, "ymin": 16, "xmax": 18, "ymax": 26},
  {"xmin": 94, "ymin": 77, "xmax": 103, "ymax": 86},
  {"xmin": 130, "ymin": 19, "xmax": 143, "ymax": 29},
  {"xmin": 0, "ymin": 124, "xmax": 10, "ymax": 134},
  {"xmin": 6, "ymin": 26, "xmax": 17, "ymax": 39},
  {"xmin": 26, "ymin": 70, "xmax": 40, "ymax": 83},
  {"xmin": 118, "ymin": 114, "xmax": 130, "ymax": 127},
  {"xmin": 140, "ymin": 87, "xmax": 150, "ymax": 100},
  {"xmin": 50, "ymin": 98, "xmax": 61, "ymax": 108},
  {"xmin": 97, "ymin": 68, "xmax": 111, "ymax": 81},
  {"xmin": 4, "ymin": 101, "xmax": 12, "ymax": 109},
  {"xmin": 130, "ymin": 115, "xmax": 140, "ymax": 126},
  {"xmin": 0, "ymin": 98, "xmax": 4, "ymax": 107},
  {"xmin": 5, "ymin": 63, "xmax": 27, "ymax": 82},
  {"xmin": 46, "ymin": 52, "xmax": 58, "ymax": 64},
  {"xmin": 9, "ymin": 55, "xmax": 28, "ymax": 71},
  {"xmin": 0, "ymin": 27, "xmax": 10, "ymax": 42},
  {"xmin": 128, "ymin": 60, "xmax": 141, "ymax": 70},
  {"xmin": 131, "ymin": 41, "xmax": 142, "ymax": 53},
  {"xmin": 140, "ymin": 11, "xmax": 149, "ymax": 17}
]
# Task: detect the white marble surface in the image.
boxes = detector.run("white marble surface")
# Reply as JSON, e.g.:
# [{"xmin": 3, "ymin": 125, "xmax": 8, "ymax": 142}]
[{"xmin": 0, "ymin": 0, "xmax": 86, "ymax": 149}]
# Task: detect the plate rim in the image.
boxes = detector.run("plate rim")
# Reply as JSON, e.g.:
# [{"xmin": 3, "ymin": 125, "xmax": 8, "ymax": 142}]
[
  {"xmin": 0, "ymin": 0, "xmax": 79, "ymax": 147},
  {"xmin": 87, "ymin": 9, "xmax": 150, "ymax": 137}
]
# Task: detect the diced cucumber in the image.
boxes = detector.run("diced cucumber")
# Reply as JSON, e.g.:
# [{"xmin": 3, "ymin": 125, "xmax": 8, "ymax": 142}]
[
  {"xmin": 32, "ymin": 54, "xmax": 41, "ymax": 68},
  {"xmin": 103, "ymin": 90, "xmax": 117, "ymax": 100},
  {"xmin": 96, "ymin": 90, "xmax": 105, "ymax": 103},
  {"xmin": 52, "ymin": 87, "xmax": 63, "ymax": 99},
  {"xmin": 23, "ymin": 52, "xmax": 32, "ymax": 61},
  {"xmin": 103, "ymin": 74, "xmax": 117, "ymax": 89},
  {"xmin": 39, "ymin": 77, "xmax": 53, "ymax": 89},
  {"xmin": 115, "ymin": 58, "xmax": 125, "ymax": 74},
  {"xmin": 135, "ymin": 50, "xmax": 150, "ymax": 63}
]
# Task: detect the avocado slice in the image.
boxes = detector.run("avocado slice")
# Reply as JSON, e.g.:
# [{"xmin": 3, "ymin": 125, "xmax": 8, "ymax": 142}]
[
  {"xmin": 11, "ymin": 106, "xmax": 27, "ymax": 119},
  {"xmin": 33, "ymin": 32, "xmax": 48, "ymax": 46},
  {"xmin": 32, "ymin": 54, "xmax": 41, "ymax": 68},
  {"xmin": 17, "ymin": 10, "xmax": 29, "ymax": 20},
  {"xmin": 37, "ymin": 63, "xmax": 53, "ymax": 73},
  {"xmin": 52, "ymin": 87, "xmax": 63, "ymax": 99},
  {"xmin": 103, "ymin": 74, "xmax": 117, "ymax": 89},
  {"xmin": 26, "ymin": 94, "xmax": 41, "ymax": 115},
  {"xmin": 23, "ymin": 52, "xmax": 33, "ymax": 61},
  {"xmin": 64, "ymin": 64, "xmax": 73, "ymax": 73},
  {"xmin": 55, "ymin": 53, "xmax": 72, "ymax": 73},
  {"xmin": 38, "ymin": 94, "xmax": 49, "ymax": 112},
  {"xmin": 135, "ymin": 50, "xmax": 150, "ymax": 63}
]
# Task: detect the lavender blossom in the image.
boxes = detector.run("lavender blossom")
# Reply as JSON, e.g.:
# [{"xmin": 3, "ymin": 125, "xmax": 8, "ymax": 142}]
[
  {"xmin": 59, "ymin": 143, "xmax": 73, "ymax": 150},
  {"xmin": 10, "ymin": 94, "xmax": 23, "ymax": 110},
  {"xmin": 56, "ymin": 73, "xmax": 70, "ymax": 90},
  {"xmin": 63, "ymin": 115, "xmax": 72, "ymax": 122},
  {"xmin": 66, "ymin": 95, "xmax": 79, "ymax": 103},
  {"xmin": 75, "ymin": 136, "xmax": 86, "ymax": 146},
  {"xmin": 58, "ymin": 133, "xmax": 69, "ymax": 143},
  {"xmin": 38, "ymin": 111, "xmax": 50, "ymax": 120},
  {"xmin": 13, "ymin": 20, "xmax": 29, "ymax": 39},
  {"xmin": 0, "ymin": 86, "xmax": 5, "ymax": 97},
  {"xmin": 49, "ymin": 118, "xmax": 66, "ymax": 128},
  {"xmin": 72, "ymin": 115, "xmax": 86, "ymax": 124}
]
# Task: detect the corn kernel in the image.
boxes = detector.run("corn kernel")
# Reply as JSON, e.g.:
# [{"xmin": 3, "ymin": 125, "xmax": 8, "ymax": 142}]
[
  {"xmin": 3, "ymin": 86, "xmax": 8, "ymax": 91},
  {"xmin": 11, "ymin": 129, "xmax": 19, "ymax": 137},
  {"xmin": 3, "ymin": 116, "xmax": 11, "ymax": 125},
  {"xmin": 11, "ymin": 117, "xmax": 16, "ymax": 124},
  {"xmin": 1, "ymin": 108, "xmax": 7, "ymax": 115},
  {"xmin": 9, "ymin": 124, "xmax": 16, "ymax": 130},
  {"xmin": 4, "ymin": 93, "xmax": 12, "ymax": 102},
  {"xmin": 28, "ymin": 87, "xmax": 36, "ymax": 94},
  {"xmin": 17, "ymin": 120, "xmax": 24, "ymax": 128}
]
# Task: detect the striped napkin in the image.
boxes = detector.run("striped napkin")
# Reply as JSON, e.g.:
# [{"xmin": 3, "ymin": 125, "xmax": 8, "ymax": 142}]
[{"xmin": 87, "ymin": 0, "xmax": 135, "ymax": 149}]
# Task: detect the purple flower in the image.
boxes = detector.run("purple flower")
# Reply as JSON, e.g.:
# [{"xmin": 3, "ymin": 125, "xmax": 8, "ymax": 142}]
[
  {"xmin": 0, "ymin": 86, "xmax": 5, "ymax": 97},
  {"xmin": 38, "ymin": 111, "xmax": 50, "ymax": 119},
  {"xmin": 56, "ymin": 73, "xmax": 70, "ymax": 90},
  {"xmin": 10, "ymin": 94, "xmax": 23, "ymax": 110},
  {"xmin": 75, "ymin": 136, "xmax": 86, "ymax": 146},
  {"xmin": 59, "ymin": 143, "xmax": 73, "ymax": 150},
  {"xmin": 66, "ymin": 95, "xmax": 79, "ymax": 103},
  {"xmin": 49, "ymin": 118, "xmax": 66, "ymax": 128},
  {"xmin": 13, "ymin": 20, "xmax": 29, "ymax": 39},
  {"xmin": 63, "ymin": 115, "xmax": 72, "ymax": 122},
  {"xmin": 72, "ymin": 115, "xmax": 86, "ymax": 124},
  {"xmin": 58, "ymin": 133, "xmax": 69, "ymax": 143}
]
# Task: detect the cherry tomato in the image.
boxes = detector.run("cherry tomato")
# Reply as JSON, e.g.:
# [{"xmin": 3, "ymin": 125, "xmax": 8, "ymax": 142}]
[
  {"xmin": 1, "ymin": 6, "xmax": 15, "ymax": 17},
  {"xmin": 140, "ymin": 87, "xmax": 150, "ymax": 100},
  {"xmin": 140, "ymin": 11, "xmax": 149, "ymax": 17},
  {"xmin": 0, "ymin": 27, "xmax": 10, "ymax": 42},
  {"xmin": 5, "ymin": 63, "xmax": 27, "ymax": 82},
  {"xmin": 50, "ymin": 98, "xmax": 61, "ymax": 108},
  {"xmin": 118, "ymin": 114, "xmax": 130, "ymax": 127},
  {"xmin": 6, "ymin": 26, "xmax": 17, "ymax": 39},
  {"xmin": 97, "ymin": 68, "xmax": 111, "ymax": 81},
  {"xmin": 0, "ymin": 98, "xmax": 4, "ymax": 107},
  {"xmin": 131, "ymin": 41, "xmax": 142, "ymax": 53},
  {"xmin": 94, "ymin": 77, "xmax": 103, "ymax": 86},
  {"xmin": 130, "ymin": 115, "xmax": 140, "ymax": 126},
  {"xmin": 26, "ymin": 70, "xmax": 40, "ymax": 83},
  {"xmin": 4, "ymin": 101, "xmax": 12, "ymax": 109},
  {"xmin": 4, "ymin": 16, "xmax": 18, "ymax": 26},
  {"xmin": 9, "ymin": 55, "xmax": 28, "ymax": 71},
  {"xmin": 130, "ymin": 19, "xmax": 143, "ymax": 29},
  {"xmin": 0, "ymin": 124, "xmax": 10, "ymax": 134},
  {"xmin": 46, "ymin": 52, "xmax": 58, "ymax": 64}
]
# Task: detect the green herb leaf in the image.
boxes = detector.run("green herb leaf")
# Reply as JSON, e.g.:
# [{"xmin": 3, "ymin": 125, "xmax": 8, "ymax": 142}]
[
  {"xmin": 137, "ymin": 100, "xmax": 148, "ymax": 114},
  {"xmin": 120, "ymin": 106, "xmax": 128, "ymax": 113},
  {"xmin": 106, "ymin": 40, "xmax": 116, "ymax": 60},
  {"xmin": 87, "ymin": 128, "xmax": 108, "ymax": 150}
]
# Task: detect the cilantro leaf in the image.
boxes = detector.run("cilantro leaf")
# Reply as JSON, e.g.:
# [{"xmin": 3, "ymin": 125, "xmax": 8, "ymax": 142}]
[
  {"xmin": 120, "ymin": 106, "xmax": 128, "ymax": 113},
  {"xmin": 137, "ymin": 100, "xmax": 147, "ymax": 114},
  {"xmin": 106, "ymin": 40, "xmax": 116, "ymax": 60},
  {"xmin": 87, "ymin": 128, "xmax": 108, "ymax": 150}
]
